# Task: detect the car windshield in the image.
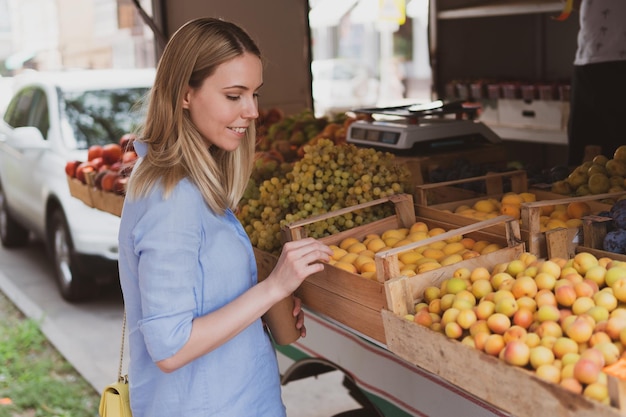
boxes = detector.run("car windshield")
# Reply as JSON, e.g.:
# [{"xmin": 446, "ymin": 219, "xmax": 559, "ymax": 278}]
[{"xmin": 61, "ymin": 87, "xmax": 148, "ymax": 149}]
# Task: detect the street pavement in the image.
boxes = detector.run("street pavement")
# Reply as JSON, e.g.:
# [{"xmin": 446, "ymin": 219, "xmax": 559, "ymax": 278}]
[{"xmin": 0, "ymin": 238, "xmax": 359, "ymax": 417}]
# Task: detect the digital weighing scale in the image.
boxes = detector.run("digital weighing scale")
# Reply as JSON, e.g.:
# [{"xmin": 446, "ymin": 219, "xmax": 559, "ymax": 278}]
[{"xmin": 347, "ymin": 100, "xmax": 502, "ymax": 155}]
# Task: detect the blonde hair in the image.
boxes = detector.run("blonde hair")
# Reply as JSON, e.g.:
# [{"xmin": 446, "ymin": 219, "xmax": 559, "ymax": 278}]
[{"xmin": 128, "ymin": 17, "xmax": 261, "ymax": 214}]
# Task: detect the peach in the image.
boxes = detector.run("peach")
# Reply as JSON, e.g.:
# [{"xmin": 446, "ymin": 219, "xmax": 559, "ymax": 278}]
[
  {"xmin": 529, "ymin": 345, "xmax": 555, "ymax": 369},
  {"xmin": 535, "ymin": 289, "xmax": 557, "ymax": 308},
  {"xmin": 503, "ymin": 325, "xmax": 528, "ymax": 344},
  {"xmin": 593, "ymin": 290, "xmax": 617, "ymax": 312},
  {"xmin": 560, "ymin": 377, "xmax": 583, "ymax": 394},
  {"xmin": 565, "ymin": 316, "xmax": 594, "ymax": 343},
  {"xmin": 574, "ymin": 281, "xmax": 595, "ymax": 298},
  {"xmin": 473, "ymin": 331, "xmax": 490, "ymax": 351},
  {"xmin": 586, "ymin": 305, "xmax": 610, "ymax": 324},
  {"xmin": 612, "ymin": 278, "xmax": 626, "ymax": 302},
  {"xmin": 594, "ymin": 341, "xmax": 620, "ymax": 366},
  {"xmin": 456, "ymin": 308, "xmax": 477, "ymax": 330},
  {"xmin": 554, "ymin": 285, "xmax": 577, "ymax": 307},
  {"xmin": 487, "ymin": 313, "xmax": 511, "ymax": 335},
  {"xmin": 428, "ymin": 299, "xmax": 442, "ymax": 315},
  {"xmin": 536, "ymin": 320, "xmax": 563, "ymax": 339},
  {"xmin": 583, "ymin": 382, "xmax": 609, "ymax": 403},
  {"xmin": 511, "ymin": 275, "xmax": 538, "ymax": 299},
  {"xmin": 471, "ymin": 279, "xmax": 493, "ymax": 300},
  {"xmin": 573, "ymin": 358, "xmax": 601, "ymax": 385},
  {"xmin": 444, "ymin": 322, "xmax": 463, "ymax": 339},
  {"xmin": 553, "ymin": 337, "xmax": 580, "ymax": 359},
  {"xmin": 513, "ymin": 308, "xmax": 534, "ymax": 329},
  {"xmin": 490, "ymin": 272, "xmax": 514, "ymax": 290},
  {"xmin": 579, "ymin": 347, "xmax": 605, "ymax": 368},
  {"xmin": 585, "ymin": 265, "xmax": 607, "ymax": 287},
  {"xmin": 469, "ymin": 319, "xmax": 490, "ymax": 337},
  {"xmin": 502, "ymin": 340, "xmax": 530, "ymax": 367},
  {"xmin": 495, "ymin": 298, "xmax": 519, "ymax": 318},
  {"xmin": 516, "ymin": 296, "xmax": 537, "ymax": 312},
  {"xmin": 590, "ymin": 331, "xmax": 612, "ymax": 347},
  {"xmin": 539, "ymin": 260, "xmax": 562, "ymax": 279},
  {"xmin": 505, "ymin": 259, "xmax": 526, "ymax": 278},
  {"xmin": 474, "ymin": 300, "xmax": 496, "ymax": 321},
  {"xmin": 571, "ymin": 296, "xmax": 595, "ymax": 316},
  {"xmin": 413, "ymin": 310, "xmax": 433, "ymax": 327},
  {"xmin": 572, "ymin": 252, "xmax": 599, "ymax": 275},
  {"xmin": 469, "ymin": 266, "xmax": 491, "ymax": 283},
  {"xmin": 525, "ymin": 332, "xmax": 541, "ymax": 348},
  {"xmin": 535, "ymin": 364, "xmax": 561, "ymax": 384},
  {"xmin": 441, "ymin": 308, "xmax": 460, "ymax": 327},
  {"xmin": 605, "ymin": 266, "xmax": 626, "ymax": 288},
  {"xmin": 483, "ymin": 334, "xmax": 505, "ymax": 356},
  {"xmin": 535, "ymin": 305, "xmax": 561, "ymax": 323},
  {"xmin": 534, "ymin": 272, "xmax": 556, "ymax": 291}
]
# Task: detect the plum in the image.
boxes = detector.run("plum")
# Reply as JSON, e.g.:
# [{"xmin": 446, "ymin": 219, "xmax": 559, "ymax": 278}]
[
  {"xmin": 610, "ymin": 199, "xmax": 626, "ymax": 230},
  {"xmin": 603, "ymin": 229, "xmax": 626, "ymax": 254}
]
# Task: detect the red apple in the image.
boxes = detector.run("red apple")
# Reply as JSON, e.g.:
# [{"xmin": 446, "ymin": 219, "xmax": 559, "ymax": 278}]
[
  {"xmin": 90, "ymin": 157, "xmax": 105, "ymax": 170},
  {"xmin": 101, "ymin": 171, "xmax": 119, "ymax": 192}
]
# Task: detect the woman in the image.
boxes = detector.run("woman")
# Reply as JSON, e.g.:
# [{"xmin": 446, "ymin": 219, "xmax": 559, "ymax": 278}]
[{"xmin": 118, "ymin": 17, "xmax": 332, "ymax": 417}]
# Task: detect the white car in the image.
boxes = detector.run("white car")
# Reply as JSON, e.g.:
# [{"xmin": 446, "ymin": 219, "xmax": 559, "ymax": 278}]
[{"xmin": 0, "ymin": 68, "xmax": 154, "ymax": 301}]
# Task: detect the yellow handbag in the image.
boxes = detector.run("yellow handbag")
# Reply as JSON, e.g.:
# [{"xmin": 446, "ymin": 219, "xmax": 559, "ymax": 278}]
[{"xmin": 99, "ymin": 312, "xmax": 132, "ymax": 417}]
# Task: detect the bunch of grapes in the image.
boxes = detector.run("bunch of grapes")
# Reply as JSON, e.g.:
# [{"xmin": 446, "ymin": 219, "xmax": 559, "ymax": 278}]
[{"xmin": 237, "ymin": 138, "xmax": 411, "ymax": 254}]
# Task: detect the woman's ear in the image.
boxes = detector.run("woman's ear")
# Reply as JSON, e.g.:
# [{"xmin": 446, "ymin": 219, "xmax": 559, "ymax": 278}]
[{"xmin": 182, "ymin": 88, "xmax": 192, "ymax": 109}]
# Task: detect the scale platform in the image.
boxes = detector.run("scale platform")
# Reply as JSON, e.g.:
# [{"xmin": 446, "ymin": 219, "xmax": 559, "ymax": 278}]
[{"xmin": 347, "ymin": 101, "xmax": 502, "ymax": 155}]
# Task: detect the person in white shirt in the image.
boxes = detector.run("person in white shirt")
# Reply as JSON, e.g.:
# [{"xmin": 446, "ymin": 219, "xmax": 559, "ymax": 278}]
[{"xmin": 567, "ymin": 0, "xmax": 626, "ymax": 165}]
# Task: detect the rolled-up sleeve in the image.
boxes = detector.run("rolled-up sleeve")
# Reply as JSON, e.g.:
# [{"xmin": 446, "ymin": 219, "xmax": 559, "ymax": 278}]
[{"xmin": 133, "ymin": 181, "xmax": 203, "ymax": 362}]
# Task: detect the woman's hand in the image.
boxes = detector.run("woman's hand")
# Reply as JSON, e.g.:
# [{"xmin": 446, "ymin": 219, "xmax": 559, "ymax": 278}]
[
  {"xmin": 292, "ymin": 296, "xmax": 306, "ymax": 338},
  {"xmin": 268, "ymin": 238, "xmax": 332, "ymax": 299}
]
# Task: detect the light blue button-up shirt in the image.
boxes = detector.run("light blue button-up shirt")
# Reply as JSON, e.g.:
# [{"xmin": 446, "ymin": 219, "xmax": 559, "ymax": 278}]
[{"xmin": 118, "ymin": 142, "xmax": 285, "ymax": 417}]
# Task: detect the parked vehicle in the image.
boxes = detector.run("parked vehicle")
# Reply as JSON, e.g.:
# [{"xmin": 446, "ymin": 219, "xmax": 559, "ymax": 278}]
[{"xmin": 0, "ymin": 68, "xmax": 154, "ymax": 301}]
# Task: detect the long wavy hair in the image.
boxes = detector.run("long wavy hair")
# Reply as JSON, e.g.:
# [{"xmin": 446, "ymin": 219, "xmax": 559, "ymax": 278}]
[{"xmin": 127, "ymin": 17, "xmax": 261, "ymax": 214}]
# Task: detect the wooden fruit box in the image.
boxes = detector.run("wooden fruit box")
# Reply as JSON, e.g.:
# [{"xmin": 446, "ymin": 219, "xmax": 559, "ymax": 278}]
[
  {"xmin": 394, "ymin": 142, "xmax": 508, "ymax": 188},
  {"xmin": 545, "ymin": 214, "xmax": 626, "ymax": 263},
  {"xmin": 381, "ymin": 245, "xmax": 624, "ymax": 417},
  {"xmin": 66, "ymin": 175, "xmax": 94, "ymax": 207},
  {"xmin": 520, "ymin": 192, "xmax": 624, "ymax": 259},
  {"xmin": 275, "ymin": 193, "xmax": 523, "ymax": 344},
  {"xmin": 90, "ymin": 189, "xmax": 124, "ymax": 217},
  {"xmin": 414, "ymin": 170, "xmax": 619, "ymax": 257}
]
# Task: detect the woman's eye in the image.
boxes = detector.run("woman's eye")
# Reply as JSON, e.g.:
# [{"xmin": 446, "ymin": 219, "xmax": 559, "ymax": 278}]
[{"xmin": 226, "ymin": 95, "xmax": 240, "ymax": 101}]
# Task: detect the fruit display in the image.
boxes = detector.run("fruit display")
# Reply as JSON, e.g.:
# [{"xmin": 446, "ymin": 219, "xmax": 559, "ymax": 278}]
[
  {"xmin": 552, "ymin": 145, "xmax": 626, "ymax": 198},
  {"xmin": 237, "ymin": 138, "xmax": 411, "ymax": 254},
  {"xmin": 402, "ymin": 251, "xmax": 626, "ymax": 405},
  {"xmin": 434, "ymin": 190, "xmax": 609, "ymax": 233},
  {"xmin": 329, "ymin": 221, "xmax": 503, "ymax": 280},
  {"xmin": 65, "ymin": 133, "xmax": 138, "ymax": 196}
]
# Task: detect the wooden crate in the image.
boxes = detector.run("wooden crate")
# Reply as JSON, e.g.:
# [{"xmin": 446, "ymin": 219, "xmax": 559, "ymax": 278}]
[
  {"xmin": 545, "ymin": 214, "xmax": 626, "ymax": 262},
  {"xmin": 521, "ymin": 192, "xmax": 623, "ymax": 259},
  {"xmin": 276, "ymin": 194, "xmax": 523, "ymax": 343},
  {"xmin": 66, "ymin": 175, "xmax": 93, "ymax": 207},
  {"xmin": 90, "ymin": 189, "xmax": 124, "ymax": 217},
  {"xmin": 382, "ymin": 245, "xmax": 624, "ymax": 417},
  {"xmin": 381, "ymin": 310, "xmax": 622, "ymax": 417},
  {"xmin": 414, "ymin": 170, "xmax": 621, "ymax": 257},
  {"xmin": 395, "ymin": 143, "xmax": 508, "ymax": 189}
]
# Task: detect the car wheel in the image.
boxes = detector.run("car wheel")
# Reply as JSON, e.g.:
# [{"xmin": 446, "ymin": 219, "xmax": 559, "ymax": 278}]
[
  {"xmin": 48, "ymin": 210, "xmax": 96, "ymax": 301},
  {"xmin": 0, "ymin": 186, "xmax": 30, "ymax": 248}
]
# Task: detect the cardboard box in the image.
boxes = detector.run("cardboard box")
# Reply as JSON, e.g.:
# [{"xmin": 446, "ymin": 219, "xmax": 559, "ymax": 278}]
[
  {"xmin": 270, "ymin": 194, "xmax": 522, "ymax": 343},
  {"xmin": 497, "ymin": 98, "xmax": 569, "ymax": 131}
]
